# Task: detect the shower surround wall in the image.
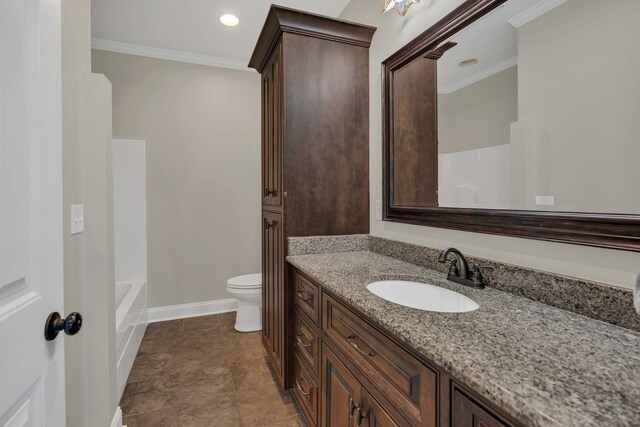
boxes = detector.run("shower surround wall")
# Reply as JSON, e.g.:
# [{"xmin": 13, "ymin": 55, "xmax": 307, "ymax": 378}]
[{"xmin": 112, "ymin": 139, "xmax": 148, "ymax": 400}]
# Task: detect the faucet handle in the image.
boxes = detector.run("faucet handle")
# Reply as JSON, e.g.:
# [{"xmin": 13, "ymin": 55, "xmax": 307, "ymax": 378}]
[
  {"xmin": 471, "ymin": 264, "xmax": 494, "ymax": 286},
  {"xmin": 448, "ymin": 259, "xmax": 460, "ymax": 277}
]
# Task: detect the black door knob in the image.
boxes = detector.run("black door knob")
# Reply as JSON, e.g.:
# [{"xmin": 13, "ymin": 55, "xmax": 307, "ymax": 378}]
[{"xmin": 44, "ymin": 311, "xmax": 83, "ymax": 341}]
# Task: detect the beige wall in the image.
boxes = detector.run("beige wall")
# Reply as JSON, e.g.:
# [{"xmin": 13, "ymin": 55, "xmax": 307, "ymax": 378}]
[
  {"xmin": 340, "ymin": 0, "xmax": 640, "ymax": 290},
  {"xmin": 438, "ymin": 66, "xmax": 517, "ymax": 154},
  {"xmin": 92, "ymin": 51, "xmax": 262, "ymax": 308},
  {"xmin": 62, "ymin": 0, "xmax": 117, "ymax": 426}
]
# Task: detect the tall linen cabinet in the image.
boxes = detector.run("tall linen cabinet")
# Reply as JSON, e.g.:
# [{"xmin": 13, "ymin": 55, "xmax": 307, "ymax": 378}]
[{"xmin": 249, "ymin": 6, "xmax": 375, "ymax": 388}]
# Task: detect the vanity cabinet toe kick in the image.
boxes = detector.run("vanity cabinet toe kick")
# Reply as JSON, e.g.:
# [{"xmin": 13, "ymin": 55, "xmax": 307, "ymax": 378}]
[{"xmin": 289, "ymin": 268, "xmax": 524, "ymax": 427}]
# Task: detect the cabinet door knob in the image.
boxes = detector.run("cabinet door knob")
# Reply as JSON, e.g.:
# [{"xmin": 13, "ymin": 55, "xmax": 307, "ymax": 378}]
[{"xmin": 264, "ymin": 220, "xmax": 278, "ymax": 229}]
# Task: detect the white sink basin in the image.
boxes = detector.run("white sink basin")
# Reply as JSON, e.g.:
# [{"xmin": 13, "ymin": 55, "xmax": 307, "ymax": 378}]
[{"xmin": 366, "ymin": 280, "xmax": 479, "ymax": 313}]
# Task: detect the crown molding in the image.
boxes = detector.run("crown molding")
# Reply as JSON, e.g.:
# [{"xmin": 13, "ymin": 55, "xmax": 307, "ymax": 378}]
[
  {"xmin": 508, "ymin": 0, "xmax": 567, "ymax": 28},
  {"xmin": 91, "ymin": 39, "xmax": 252, "ymax": 72},
  {"xmin": 438, "ymin": 55, "xmax": 517, "ymax": 94}
]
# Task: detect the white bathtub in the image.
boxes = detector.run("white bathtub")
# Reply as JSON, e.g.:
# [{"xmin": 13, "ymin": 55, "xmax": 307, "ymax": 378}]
[{"xmin": 115, "ymin": 280, "xmax": 148, "ymax": 401}]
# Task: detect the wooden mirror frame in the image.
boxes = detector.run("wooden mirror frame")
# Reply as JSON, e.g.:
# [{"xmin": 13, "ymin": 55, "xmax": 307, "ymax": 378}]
[{"xmin": 382, "ymin": 0, "xmax": 640, "ymax": 252}]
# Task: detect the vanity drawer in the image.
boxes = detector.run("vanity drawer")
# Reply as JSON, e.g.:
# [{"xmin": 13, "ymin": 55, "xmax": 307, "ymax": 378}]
[
  {"xmin": 294, "ymin": 310, "xmax": 320, "ymax": 376},
  {"xmin": 322, "ymin": 294, "xmax": 437, "ymax": 427},
  {"xmin": 295, "ymin": 272, "xmax": 320, "ymax": 325},
  {"xmin": 293, "ymin": 351, "xmax": 319, "ymax": 427}
]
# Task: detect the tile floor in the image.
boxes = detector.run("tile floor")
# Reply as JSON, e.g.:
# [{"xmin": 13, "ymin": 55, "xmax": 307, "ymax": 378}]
[{"xmin": 121, "ymin": 312, "xmax": 306, "ymax": 427}]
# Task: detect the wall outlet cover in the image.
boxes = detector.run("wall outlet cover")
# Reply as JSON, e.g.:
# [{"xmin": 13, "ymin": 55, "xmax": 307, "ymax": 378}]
[
  {"xmin": 535, "ymin": 196, "xmax": 555, "ymax": 206},
  {"xmin": 71, "ymin": 204, "xmax": 84, "ymax": 235}
]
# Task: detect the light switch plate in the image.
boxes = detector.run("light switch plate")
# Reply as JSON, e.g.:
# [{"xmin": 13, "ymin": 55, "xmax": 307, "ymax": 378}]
[
  {"xmin": 375, "ymin": 200, "xmax": 383, "ymax": 221},
  {"xmin": 71, "ymin": 204, "xmax": 84, "ymax": 235}
]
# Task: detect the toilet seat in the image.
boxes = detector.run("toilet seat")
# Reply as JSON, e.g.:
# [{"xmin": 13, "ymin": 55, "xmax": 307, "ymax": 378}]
[{"xmin": 227, "ymin": 273, "xmax": 262, "ymax": 290}]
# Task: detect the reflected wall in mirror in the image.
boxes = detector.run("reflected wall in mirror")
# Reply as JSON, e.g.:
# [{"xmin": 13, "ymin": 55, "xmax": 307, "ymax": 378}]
[
  {"xmin": 435, "ymin": 0, "xmax": 640, "ymax": 214},
  {"xmin": 382, "ymin": 0, "xmax": 640, "ymax": 251}
]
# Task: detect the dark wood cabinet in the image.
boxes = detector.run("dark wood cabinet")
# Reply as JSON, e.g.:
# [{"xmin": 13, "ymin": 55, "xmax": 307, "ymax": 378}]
[
  {"xmin": 294, "ymin": 310, "xmax": 320, "ymax": 376},
  {"xmin": 294, "ymin": 351, "xmax": 320, "ymax": 426},
  {"xmin": 362, "ymin": 389, "xmax": 407, "ymax": 427},
  {"xmin": 390, "ymin": 57, "xmax": 438, "ymax": 208},
  {"xmin": 322, "ymin": 343, "xmax": 410, "ymax": 427},
  {"xmin": 452, "ymin": 387, "xmax": 509, "ymax": 427},
  {"xmin": 251, "ymin": 6, "xmax": 375, "ymax": 388},
  {"xmin": 323, "ymin": 294, "xmax": 437, "ymax": 427},
  {"xmin": 261, "ymin": 44, "xmax": 282, "ymax": 208},
  {"xmin": 295, "ymin": 272, "xmax": 320, "ymax": 325},
  {"xmin": 262, "ymin": 210, "xmax": 283, "ymax": 376},
  {"xmin": 322, "ymin": 343, "xmax": 362, "ymax": 427}
]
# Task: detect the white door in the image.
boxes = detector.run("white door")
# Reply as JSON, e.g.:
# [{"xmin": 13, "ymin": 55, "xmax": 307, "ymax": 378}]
[{"xmin": 0, "ymin": 0, "xmax": 66, "ymax": 425}]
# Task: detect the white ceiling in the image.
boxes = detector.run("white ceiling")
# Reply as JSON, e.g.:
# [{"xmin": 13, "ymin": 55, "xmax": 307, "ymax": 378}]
[{"xmin": 91, "ymin": 0, "xmax": 352, "ymax": 70}]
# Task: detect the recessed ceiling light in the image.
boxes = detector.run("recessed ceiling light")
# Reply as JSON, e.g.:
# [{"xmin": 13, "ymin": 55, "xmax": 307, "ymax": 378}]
[
  {"xmin": 220, "ymin": 14, "xmax": 239, "ymax": 27},
  {"xmin": 459, "ymin": 58, "xmax": 478, "ymax": 67}
]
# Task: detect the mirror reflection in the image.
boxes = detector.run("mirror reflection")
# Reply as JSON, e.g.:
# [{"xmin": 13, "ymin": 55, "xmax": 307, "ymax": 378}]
[{"xmin": 394, "ymin": 0, "xmax": 640, "ymax": 214}]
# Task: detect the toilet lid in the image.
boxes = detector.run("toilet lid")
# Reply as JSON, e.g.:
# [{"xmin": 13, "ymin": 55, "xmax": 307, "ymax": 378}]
[{"xmin": 227, "ymin": 273, "xmax": 262, "ymax": 289}]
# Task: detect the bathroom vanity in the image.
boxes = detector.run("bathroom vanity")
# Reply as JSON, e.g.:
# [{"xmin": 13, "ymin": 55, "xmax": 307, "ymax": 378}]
[{"xmin": 286, "ymin": 237, "xmax": 640, "ymax": 427}]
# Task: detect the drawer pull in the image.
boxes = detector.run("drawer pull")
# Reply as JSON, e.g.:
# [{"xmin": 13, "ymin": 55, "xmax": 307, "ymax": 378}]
[
  {"xmin": 297, "ymin": 291, "xmax": 313, "ymax": 303},
  {"xmin": 349, "ymin": 398, "xmax": 360, "ymax": 416},
  {"xmin": 356, "ymin": 409, "xmax": 368, "ymax": 426},
  {"xmin": 296, "ymin": 378, "xmax": 311, "ymax": 398},
  {"xmin": 296, "ymin": 335, "xmax": 312, "ymax": 349},
  {"xmin": 347, "ymin": 334, "xmax": 375, "ymax": 357}
]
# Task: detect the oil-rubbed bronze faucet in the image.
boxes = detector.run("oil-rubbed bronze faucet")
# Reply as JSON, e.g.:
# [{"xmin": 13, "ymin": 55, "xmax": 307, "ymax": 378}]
[{"xmin": 438, "ymin": 248, "xmax": 493, "ymax": 289}]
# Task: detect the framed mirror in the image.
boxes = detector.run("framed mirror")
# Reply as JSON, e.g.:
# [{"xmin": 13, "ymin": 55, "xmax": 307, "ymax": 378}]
[{"xmin": 382, "ymin": 0, "xmax": 640, "ymax": 251}]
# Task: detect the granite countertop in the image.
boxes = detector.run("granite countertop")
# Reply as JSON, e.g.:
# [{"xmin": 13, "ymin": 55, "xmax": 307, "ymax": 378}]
[{"xmin": 287, "ymin": 250, "xmax": 640, "ymax": 427}]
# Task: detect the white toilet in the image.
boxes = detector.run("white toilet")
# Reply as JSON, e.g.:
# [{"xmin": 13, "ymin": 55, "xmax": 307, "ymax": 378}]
[{"xmin": 226, "ymin": 273, "xmax": 262, "ymax": 332}]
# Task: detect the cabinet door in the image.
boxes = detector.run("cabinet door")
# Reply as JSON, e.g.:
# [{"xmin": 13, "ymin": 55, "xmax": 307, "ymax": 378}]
[
  {"xmin": 262, "ymin": 210, "xmax": 283, "ymax": 378},
  {"xmin": 322, "ymin": 344, "xmax": 362, "ymax": 427},
  {"xmin": 452, "ymin": 388, "xmax": 509, "ymax": 427},
  {"xmin": 261, "ymin": 68, "xmax": 273, "ymax": 206},
  {"xmin": 361, "ymin": 390, "xmax": 409, "ymax": 427},
  {"xmin": 262, "ymin": 46, "xmax": 282, "ymax": 207}
]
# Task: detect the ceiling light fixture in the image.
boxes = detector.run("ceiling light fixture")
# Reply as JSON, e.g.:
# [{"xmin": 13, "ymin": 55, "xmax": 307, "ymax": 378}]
[
  {"xmin": 382, "ymin": 0, "xmax": 420, "ymax": 17},
  {"xmin": 219, "ymin": 14, "xmax": 239, "ymax": 27},
  {"xmin": 458, "ymin": 58, "xmax": 478, "ymax": 67}
]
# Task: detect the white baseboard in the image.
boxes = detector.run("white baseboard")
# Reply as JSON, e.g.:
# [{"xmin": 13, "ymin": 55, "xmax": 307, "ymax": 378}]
[
  {"xmin": 110, "ymin": 407, "xmax": 123, "ymax": 427},
  {"xmin": 147, "ymin": 298, "xmax": 238, "ymax": 323}
]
